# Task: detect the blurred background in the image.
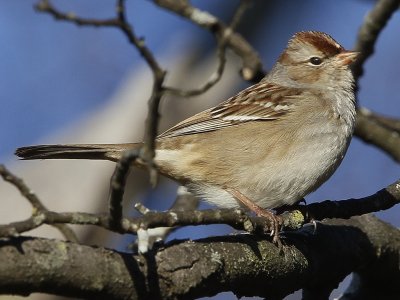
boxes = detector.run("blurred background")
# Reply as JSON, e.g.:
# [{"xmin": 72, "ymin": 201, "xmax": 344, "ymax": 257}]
[{"xmin": 1, "ymin": 0, "xmax": 400, "ymax": 299}]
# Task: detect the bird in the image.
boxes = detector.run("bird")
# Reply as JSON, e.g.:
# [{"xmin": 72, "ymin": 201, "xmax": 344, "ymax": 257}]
[{"xmin": 16, "ymin": 31, "xmax": 358, "ymax": 242}]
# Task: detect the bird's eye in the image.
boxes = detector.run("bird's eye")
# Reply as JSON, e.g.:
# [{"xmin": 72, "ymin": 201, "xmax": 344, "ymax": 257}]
[{"xmin": 309, "ymin": 57, "xmax": 323, "ymax": 65}]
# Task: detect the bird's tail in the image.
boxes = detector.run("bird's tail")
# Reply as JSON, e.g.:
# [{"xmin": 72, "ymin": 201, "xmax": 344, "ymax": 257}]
[{"xmin": 15, "ymin": 143, "xmax": 141, "ymax": 162}]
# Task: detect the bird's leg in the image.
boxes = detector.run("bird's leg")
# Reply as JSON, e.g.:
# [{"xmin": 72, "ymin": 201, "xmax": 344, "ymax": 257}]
[{"xmin": 226, "ymin": 187, "xmax": 283, "ymax": 246}]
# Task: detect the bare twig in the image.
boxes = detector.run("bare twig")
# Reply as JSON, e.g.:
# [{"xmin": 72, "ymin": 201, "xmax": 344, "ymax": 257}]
[
  {"xmin": 352, "ymin": 0, "xmax": 400, "ymax": 82},
  {"xmin": 36, "ymin": 0, "xmax": 165, "ymax": 181},
  {"xmin": 0, "ymin": 165, "xmax": 78, "ymax": 242},
  {"xmin": 108, "ymin": 149, "xmax": 140, "ymax": 231},
  {"xmin": 35, "ymin": 0, "xmax": 118, "ymax": 26},
  {"xmin": 1, "ymin": 178, "xmax": 399, "ymax": 239},
  {"xmin": 35, "ymin": 0, "xmax": 167, "ymax": 225},
  {"xmin": 165, "ymin": 0, "xmax": 252, "ymax": 97},
  {"xmin": 114, "ymin": 0, "xmax": 166, "ymax": 177},
  {"xmin": 348, "ymin": 0, "xmax": 400, "ymax": 162},
  {"xmin": 153, "ymin": 0, "xmax": 265, "ymax": 82},
  {"xmin": 301, "ymin": 178, "xmax": 400, "ymax": 220},
  {"xmin": 0, "ymin": 165, "xmax": 45, "ymax": 211},
  {"xmin": 115, "ymin": 0, "xmax": 164, "ymax": 76},
  {"xmin": 0, "ymin": 207, "xmax": 265, "ymax": 238},
  {"xmin": 0, "ymin": 211, "xmax": 108, "ymax": 238},
  {"xmin": 164, "ymin": 40, "xmax": 227, "ymax": 97}
]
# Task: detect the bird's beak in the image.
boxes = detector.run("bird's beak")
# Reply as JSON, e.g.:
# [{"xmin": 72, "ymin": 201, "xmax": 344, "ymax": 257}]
[{"xmin": 336, "ymin": 50, "xmax": 360, "ymax": 66}]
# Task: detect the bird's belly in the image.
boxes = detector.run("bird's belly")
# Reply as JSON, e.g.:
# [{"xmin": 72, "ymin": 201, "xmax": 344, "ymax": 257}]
[
  {"xmin": 182, "ymin": 133, "xmax": 349, "ymax": 210},
  {"xmin": 156, "ymin": 124, "xmax": 352, "ymax": 210},
  {"xmin": 247, "ymin": 130, "xmax": 350, "ymax": 208}
]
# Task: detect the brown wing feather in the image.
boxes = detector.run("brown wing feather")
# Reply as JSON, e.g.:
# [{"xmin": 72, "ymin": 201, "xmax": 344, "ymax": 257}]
[{"xmin": 158, "ymin": 82, "xmax": 298, "ymax": 139}]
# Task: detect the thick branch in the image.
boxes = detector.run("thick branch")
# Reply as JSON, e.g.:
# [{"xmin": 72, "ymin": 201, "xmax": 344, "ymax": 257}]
[
  {"xmin": 0, "ymin": 237, "xmax": 142, "ymax": 299},
  {"xmin": 1, "ymin": 215, "xmax": 400, "ymax": 299},
  {"xmin": 367, "ymin": 110, "xmax": 400, "ymax": 132},
  {"xmin": 355, "ymin": 108, "xmax": 400, "ymax": 162}
]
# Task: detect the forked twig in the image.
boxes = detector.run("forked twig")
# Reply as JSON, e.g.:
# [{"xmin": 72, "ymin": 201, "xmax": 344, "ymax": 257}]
[{"xmin": 0, "ymin": 165, "xmax": 79, "ymax": 242}]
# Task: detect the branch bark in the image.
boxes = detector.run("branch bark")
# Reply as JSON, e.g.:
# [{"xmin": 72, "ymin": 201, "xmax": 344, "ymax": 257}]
[
  {"xmin": 355, "ymin": 108, "xmax": 400, "ymax": 162},
  {"xmin": 0, "ymin": 165, "xmax": 78, "ymax": 243},
  {"xmin": 352, "ymin": 0, "xmax": 400, "ymax": 82},
  {"xmin": 1, "ymin": 215, "xmax": 399, "ymax": 299},
  {"xmin": 1, "ymin": 178, "xmax": 399, "ymax": 240}
]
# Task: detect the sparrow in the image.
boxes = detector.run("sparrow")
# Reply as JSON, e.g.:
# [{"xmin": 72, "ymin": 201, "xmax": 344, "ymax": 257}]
[{"xmin": 16, "ymin": 31, "xmax": 358, "ymax": 240}]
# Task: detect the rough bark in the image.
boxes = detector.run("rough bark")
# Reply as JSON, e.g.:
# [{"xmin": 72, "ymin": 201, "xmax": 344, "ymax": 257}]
[{"xmin": 1, "ymin": 214, "xmax": 399, "ymax": 299}]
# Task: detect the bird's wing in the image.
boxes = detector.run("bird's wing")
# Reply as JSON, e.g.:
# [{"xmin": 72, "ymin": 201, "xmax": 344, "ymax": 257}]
[{"xmin": 157, "ymin": 82, "xmax": 298, "ymax": 139}]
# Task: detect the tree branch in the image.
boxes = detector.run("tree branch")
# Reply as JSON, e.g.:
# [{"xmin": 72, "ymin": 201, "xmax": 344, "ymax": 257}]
[
  {"xmin": 352, "ymin": 0, "xmax": 400, "ymax": 82},
  {"xmin": 1, "ymin": 178, "xmax": 399, "ymax": 241},
  {"xmin": 164, "ymin": 0, "xmax": 251, "ymax": 97},
  {"xmin": 153, "ymin": 0, "xmax": 265, "ymax": 82},
  {"xmin": 1, "ymin": 215, "xmax": 400, "ymax": 299},
  {"xmin": 108, "ymin": 149, "xmax": 140, "ymax": 232},
  {"xmin": 349, "ymin": 0, "xmax": 400, "ymax": 163},
  {"xmin": 355, "ymin": 108, "xmax": 400, "ymax": 162},
  {"xmin": 0, "ymin": 165, "xmax": 78, "ymax": 242},
  {"xmin": 366, "ymin": 109, "xmax": 400, "ymax": 132}
]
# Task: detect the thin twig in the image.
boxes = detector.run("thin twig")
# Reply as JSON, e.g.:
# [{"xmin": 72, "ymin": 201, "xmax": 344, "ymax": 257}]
[
  {"xmin": 115, "ymin": 0, "xmax": 164, "ymax": 76},
  {"xmin": 35, "ymin": 0, "xmax": 119, "ymax": 26},
  {"xmin": 302, "ymin": 178, "xmax": 400, "ymax": 220},
  {"xmin": 0, "ymin": 211, "xmax": 110, "ymax": 238},
  {"xmin": 164, "ymin": 43, "xmax": 227, "ymax": 97},
  {"xmin": 0, "ymin": 208, "xmax": 262, "ymax": 238},
  {"xmin": 35, "ymin": 0, "xmax": 168, "ymax": 225},
  {"xmin": 1, "ymin": 178, "xmax": 399, "ymax": 239},
  {"xmin": 153, "ymin": 0, "xmax": 265, "ymax": 82},
  {"xmin": 114, "ymin": 0, "xmax": 166, "ymax": 185},
  {"xmin": 36, "ymin": 0, "xmax": 165, "ymax": 168},
  {"xmin": 0, "ymin": 165, "xmax": 79, "ymax": 242},
  {"xmin": 352, "ymin": 0, "xmax": 400, "ymax": 82},
  {"xmin": 165, "ymin": 0, "xmax": 252, "ymax": 97},
  {"xmin": 108, "ymin": 149, "xmax": 140, "ymax": 231},
  {"xmin": 348, "ymin": 0, "xmax": 400, "ymax": 161}
]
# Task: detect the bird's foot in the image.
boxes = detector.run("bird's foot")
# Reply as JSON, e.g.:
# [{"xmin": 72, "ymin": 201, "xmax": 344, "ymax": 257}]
[
  {"xmin": 255, "ymin": 208, "xmax": 283, "ymax": 248},
  {"xmin": 226, "ymin": 187, "xmax": 283, "ymax": 248}
]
